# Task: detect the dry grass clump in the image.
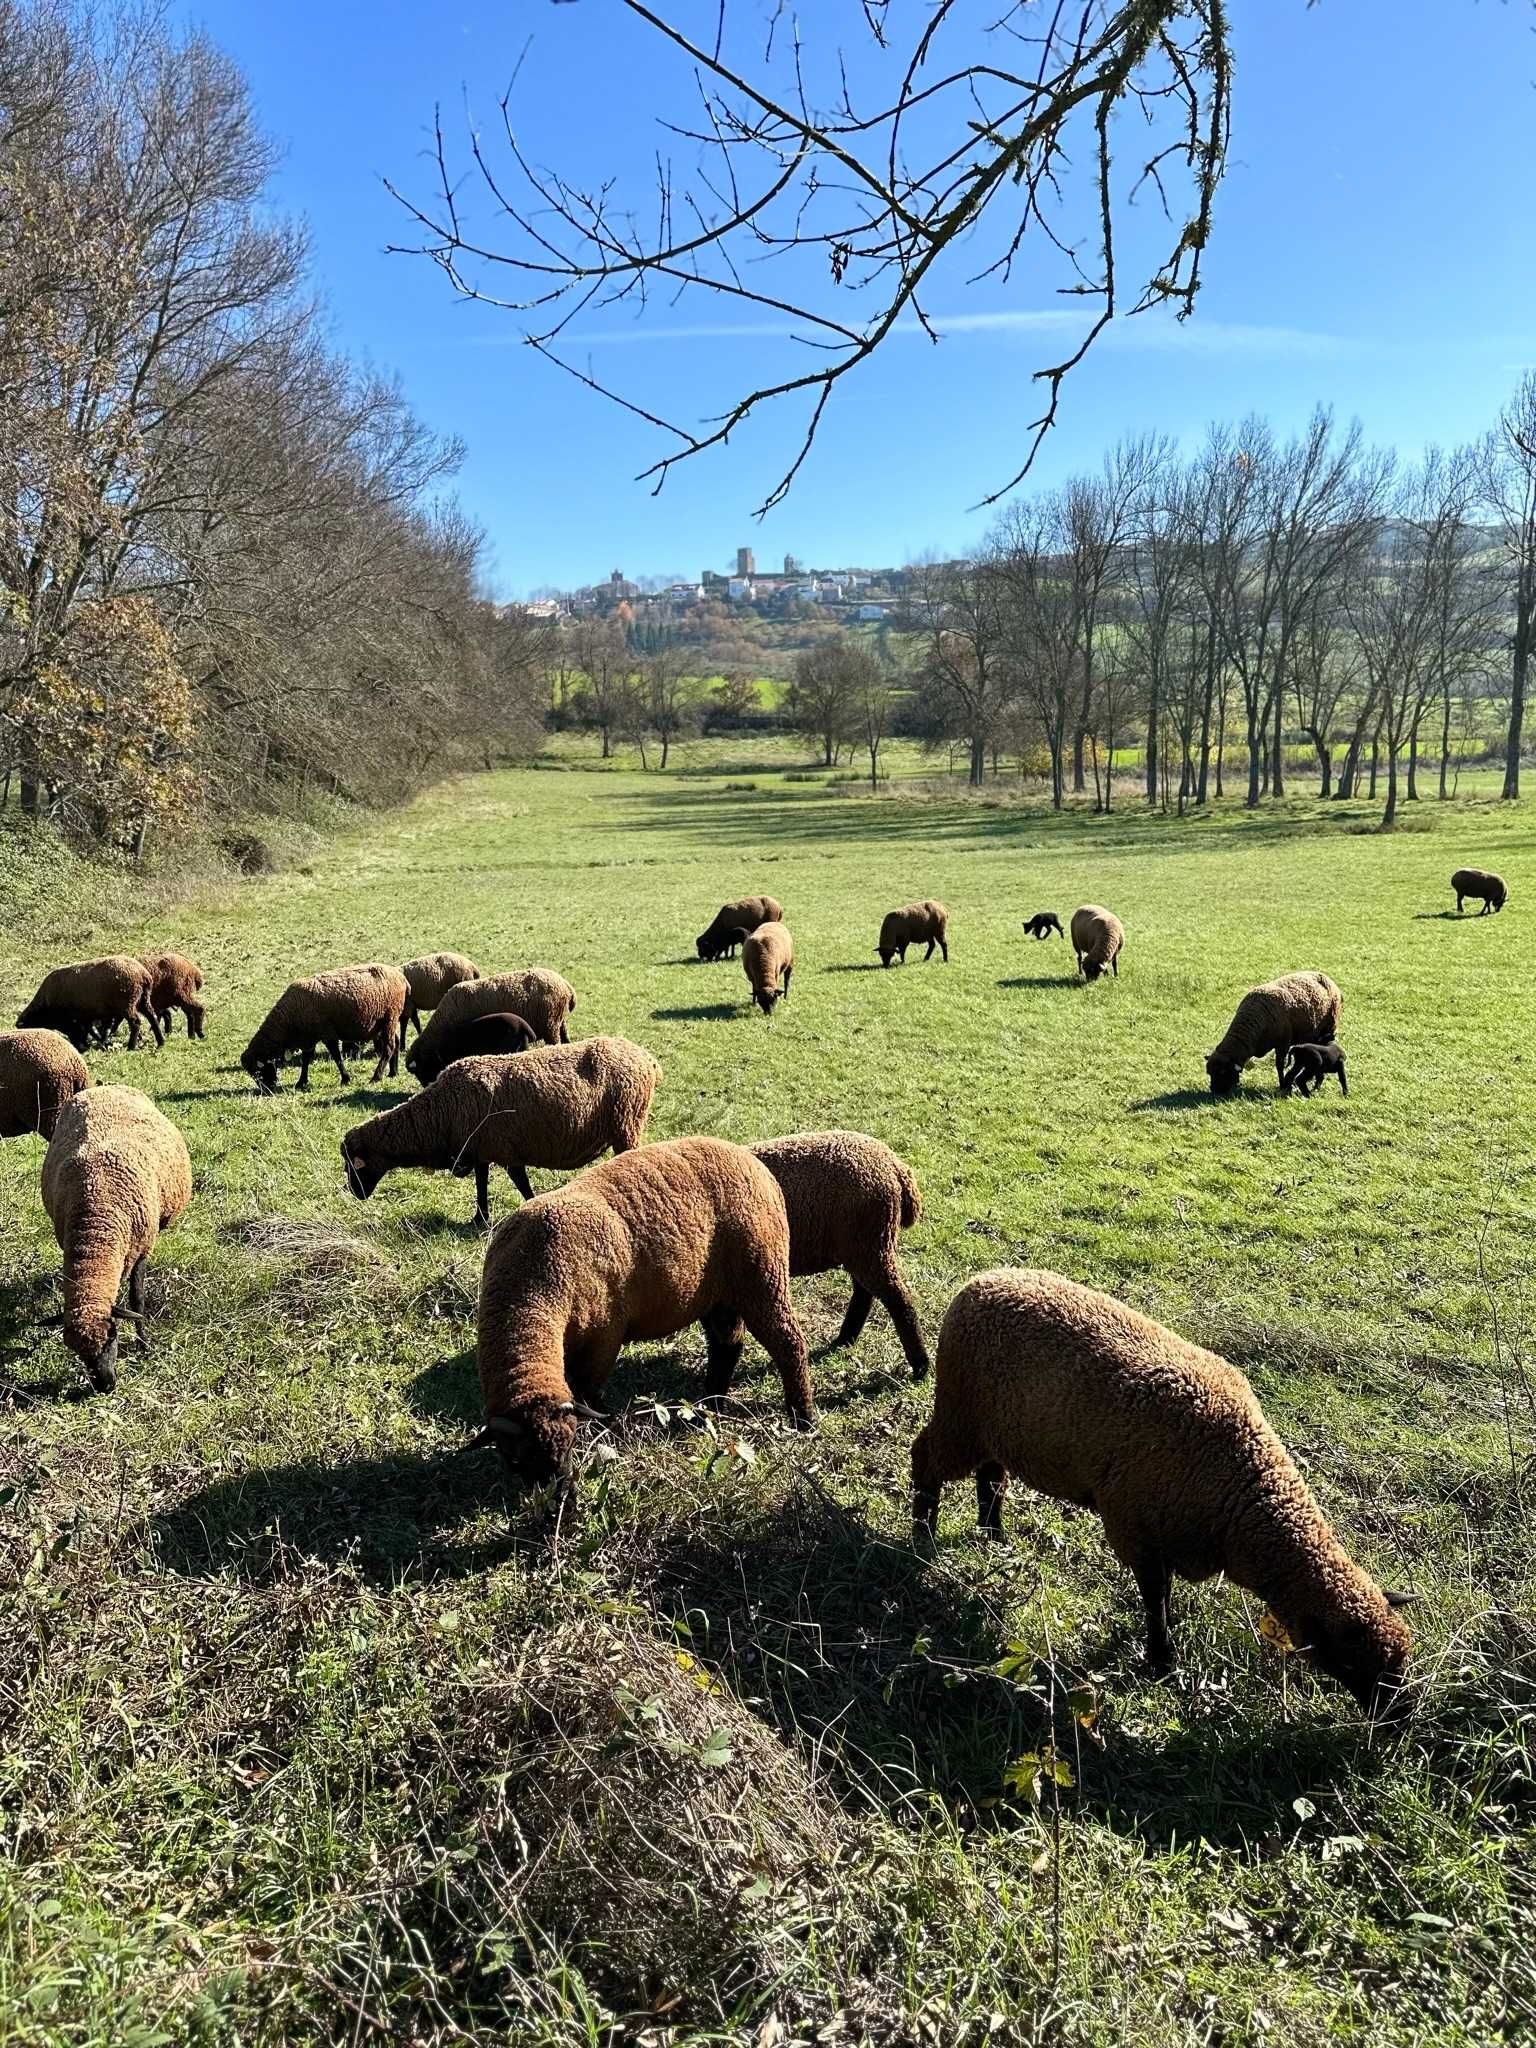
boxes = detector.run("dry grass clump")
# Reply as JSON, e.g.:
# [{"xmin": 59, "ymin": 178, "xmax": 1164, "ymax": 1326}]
[
  {"xmin": 460, "ymin": 1619, "xmax": 848, "ymax": 2012},
  {"xmin": 228, "ymin": 1214, "xmax": 402, "ymax": 1320}
]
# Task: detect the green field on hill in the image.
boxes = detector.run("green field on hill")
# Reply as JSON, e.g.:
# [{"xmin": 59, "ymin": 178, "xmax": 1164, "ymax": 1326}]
[{"xmin": 2, "ymin": 761, "xmax": 1533, "ymax": 2045}]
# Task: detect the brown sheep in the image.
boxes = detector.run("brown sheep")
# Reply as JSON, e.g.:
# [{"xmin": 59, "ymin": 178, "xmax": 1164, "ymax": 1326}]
[
  {"xmin": 407, "ymin": 969, "xmax": 578, "ymax": 1081},
  {"xmin": 138, "ymin": 953, "xmax": 206, "ymax": 1038},
  {"xmin": 1450, "ymin": 868, "xmax": 1506, "ymax": 915},
  {"xmin": 39, "ymin": 1085, "xmax": 192, "ymax": 1394},
  {"xmin": 742, "ymin": 922, "xmax": 794, "ymax": 1015},
  {"xmin": 475, "ymin": 1136, "xmax": 814, "ymax": 1489},
  {"xmin": 912, "ymin": 1269, "xmax": 1414, "ymax": 1715},
  {"xmin": 1070, "ymin": 906, "xmax": 1123, "ymax": 981},
  {"xmin": 697, "ymin": 896, "xmax": 785, "ymax": 961},
  {"xmin": 0, "ymin": 1029, "xmax": 90, "ymax": 1140},
  {"xmin": 17, "ymin": 956, "xmax": 163, "ymax": 1053},
  {"xmin": 240, "ymin": 964, "xmax": 409, "ymax": 1094},
  {"xmin": 1206, "ymin": 971, "xmax": 1341, "ymax": 1098},
  {"xmin": 750, "ymin": 1130, "xmax": 929, "ymax": 1378},
  {"xmin": 877, "ymin": 900, "xmax": 949, "ymax": 968},
  {"xmin": 342, "ymin": 1036, "xmax": 660, "ymax": 1225},
  {"xmin": 401, "ymin": 951, "xmax": 482, "ymax": 1040}
]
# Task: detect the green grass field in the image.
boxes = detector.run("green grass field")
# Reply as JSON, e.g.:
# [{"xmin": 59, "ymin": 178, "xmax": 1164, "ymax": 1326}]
[{"xmin": 2, "ymin": 758, "xmax": 1533, "ymax": 2045}]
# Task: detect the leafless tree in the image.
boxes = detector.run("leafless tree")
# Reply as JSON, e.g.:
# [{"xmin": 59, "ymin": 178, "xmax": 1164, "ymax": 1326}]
[
  {"xmin": 909, "ymin": 557, "xmax": 1014, "ymax": 787},
  {"xmin": 787, "ymin": 633, "xmax": 866, "ymax": 767},
  {"xmin": 1477, "ymin": 372, "xmax": 1536, "ymax": 800},
  {"xmin": 391, "ymin": 2, "xmax": 1232, "ymax": 513}
]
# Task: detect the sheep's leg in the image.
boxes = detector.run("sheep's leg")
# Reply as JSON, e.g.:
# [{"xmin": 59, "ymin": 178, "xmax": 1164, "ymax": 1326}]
[
  {"xmin": 923, "ymin": 939, "xmax": 936, "ymax": 961},
  {"xmin": 739, "ymin": 1285, "xmax": 814, "ymax": 1425},
  {"xmin": 124, "ymin": 1009, "xmax": 142, "ymax": 1051},
  {"xmin": 1336, "ymin": 1067, "xmax": 1348, "ymax": 1096},
  {"xmin": 870, "ymin": 1264, "xmax": 930, "ymax": 1380},
  {"xmin": 782, "ymin": 963, "xmax": 792, "ymax": 1001},
  {"xmin": 474, "ymin": 1163, "xmax": 491, "ymax": 1228},
  {"xmin": 939, "ymin": 935, "xmax": 949, "ymax": 961},
  {"xmin": 1131, "ymin": 1552, "xmax": 1175, "ymax": 1674},
  {"xmin": 558, "ymin": 1019, "xmax": 571, "ymax": 1044},
  {"xmin": 976, "ymin": 1461, "xmax": 1008, "ymax": 1540},
  {"xmin": 295, "ymin": 1046, "xmax": 314, "ymax": 1090},
  {"xmin": 1275, "ymin": 1047, "xmax": 1290, "ymax": 1091},
  {"xmin": 832, "ymin": 1281, "xmax": 874, "ymax": 1350},
  {"xmin": 701, "ymin": 1303, "xmax": 746, "ymax": 1399},
  {"xmin": 325, "ymin": 1040, "xmax": 351, "ymax": 1085},
  {"xmin": 1110, "ymin": 954, "xmax": 1117, "ymax": 977},
  {"xmin": 911, "ymin": 1424, "xmax": 968, "ymax": 1539},
  {"xmin": 144, "ymin": 1002, "xmax": 164, "ymax": 1048},
  {"xmin": 507, "ymin": 1161, "xmax": 535, "ymax": 1201},
  {"xmin": 127, "ymin": 1253, "xmax": 148, "ymax": 1313}
]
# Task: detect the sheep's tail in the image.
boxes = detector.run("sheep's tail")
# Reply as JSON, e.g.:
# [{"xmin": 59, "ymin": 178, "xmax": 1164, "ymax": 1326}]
[{"xmin": 897, "ymin": 1160, "xmax": 921, "ymax": 1230}]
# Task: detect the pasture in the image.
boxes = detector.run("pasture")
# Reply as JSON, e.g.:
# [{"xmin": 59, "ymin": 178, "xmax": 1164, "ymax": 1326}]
[{"xmin": 2, "ymin": 759, "xmax": 1534, "ymax": 2046}]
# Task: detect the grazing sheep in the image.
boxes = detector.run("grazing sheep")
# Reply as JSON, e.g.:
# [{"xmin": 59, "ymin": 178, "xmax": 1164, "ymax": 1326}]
[
  {"xmin": 0, "ymin": 1029, "xmax": 90, "ymax": 1140},
  {"xmin": 750, "ymin": 1130, "xmax": 929, "ymax": 1378},
  {"xmin": 240, "ymin": 964, "xmax": 409, "ymax": 1094},
  {"xmin": 403, "ymin": 1010, "xmax": 539, "ymax": 1078},
  {"xmin": 742, "ymin": 922, "xmax": 794, "ymax": 1014},
  {"xmin": 1282, "ymin": 1042, "xmax": 1348, "ymax": 1098},
  {"xmin": 1206, "ymin": 971, "xmax": 1341, "ymax": 1098},
  {"xmin": 138, "ymin": 953, "xmax": 206, "ymax": 1038},
  {"xmin": 912, "ymin": 1269, "xmax": 1414, "ymax": 1714},
  {"xmin": 1022, "ymin": 913, "xmax": 1064, "ymax": 943},
  {"xmin": 877, "ymin": 900, "xmax": 949, "ymax": 968},
  {"xmin": 1451, "ymin": 867, "xmax": 1506, "ymax": 916},
  {"xmin": 16, "ymin": 956, "xmax": 163, "ymax": 1052},
  {"xmin": 39, "ymin": 1085, "xmax": 192, "ymax": 1394},
  {"xmin": 475, "ymin": 1135, "xmax": 814, "ymax": 1488},
  {"xmin": 1070, "ymin": 905, "xmax": 1123, "ymax": 982},
  {"xmin": 343, "ymin": 1035, "xmax": 661, "ymax": 1226},
  {"xmin": 401, "ymin": 951, "xmax": 482, "ymax": 1040},
  {"xmin": 697, "ymin": 896, "xmax": 785, "ymax": 961},
  {"xmin": 407, "ymin": 969, "xmax": 578, "ymax": 1081}
]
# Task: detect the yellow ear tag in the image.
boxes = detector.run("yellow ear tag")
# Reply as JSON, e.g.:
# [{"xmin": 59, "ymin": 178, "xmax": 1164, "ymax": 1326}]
[{"xmin": 1259, "ymin": 1612, "xmax": 1294, "ymax": 1651}]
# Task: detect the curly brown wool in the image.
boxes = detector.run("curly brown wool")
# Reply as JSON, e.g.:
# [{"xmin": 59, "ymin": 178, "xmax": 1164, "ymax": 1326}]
[
  {"xmin": 477, "ymin": 1136, "xmax": 813, "ymax": 1490},
  {"xmin": 912, "ymin": 1268, "xmax": 1413, "ymax": 1714},
  {"xmin": 750, "ymin": 1130, "xmax": 928, "ymax": 1378},
  {"xmin": 343, "ymin": 1035, "xmax": 661, "ymax": 1224},
  {"xmin": 240, "ymin": 964, "xmax": 409, "ymax": 1093},
  {"xmin": 407, "ymin": 969, "xmax": 577, "ymax": 1078},
  {"xmin": 1206, "ymin": 970, "xmax": 1341, "ymax": 1096}
]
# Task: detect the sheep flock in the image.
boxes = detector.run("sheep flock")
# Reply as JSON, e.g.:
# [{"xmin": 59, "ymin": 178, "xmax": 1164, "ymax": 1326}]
[{"xmin": 1, "ymin": 851, "xmax": 1515, "ymax": 1733}]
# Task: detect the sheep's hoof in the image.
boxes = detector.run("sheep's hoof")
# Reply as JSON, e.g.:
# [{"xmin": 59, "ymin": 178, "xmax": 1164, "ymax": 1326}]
[{"xmin": 787, "ymin": 1407, "xmax": 816, "ymax": 1433}]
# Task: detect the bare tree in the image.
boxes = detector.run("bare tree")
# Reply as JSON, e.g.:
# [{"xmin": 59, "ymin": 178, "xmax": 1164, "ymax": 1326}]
[
  {"xmin": 909, "ymin": 557, "xmax": 1015, "ymax": 787},
  {"xmin": 992, "ymin": 502, "xmax": 1076, "ymax": 807},
  {"xmin": 391, "ymin": 3, "xmax": 1232, "ymax": 512},
  {"xmin": 565, "ymin": 617, "xmax": 635, "ymax": 758},
  {"xmin": 641, "ymin": 641, "xmax": 702, "ymax": 768},
  {"xmin": 1478, "ymin": 373, "xmax": 1536, "ymax": 800},
  {"xmin": 787, "ymin": 634, "xmax": 864, "ymax": 767}
]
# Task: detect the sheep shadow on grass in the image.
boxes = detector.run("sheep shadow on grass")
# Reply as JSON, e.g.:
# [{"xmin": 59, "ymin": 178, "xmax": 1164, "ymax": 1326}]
[
  {"xmin": 649, "ymin": 1001, "xmax": 745, "ymax": 1023},
  {"xmin": 820, "ymin": 962, "xmax": 883, "ymax": 975},
  {"xmin": 996, "ymin": 973, "xmax": 1079, "ymax": 991},
  {"xmin": 150, "ymin": 1437, "xmax": 522, "ymax": 1586},
  {"xmin": 1129, "ymin": 1089, "xmax": 1227, "ymax": 1112},
  {"xmin": 626, "ymin": 1477, "xmax": 1391, "ymax": 1844}
]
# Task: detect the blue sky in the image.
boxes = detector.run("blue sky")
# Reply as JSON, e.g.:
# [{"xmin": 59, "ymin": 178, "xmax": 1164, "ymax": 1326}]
[{"xmin": 188, "ymin": 0, "xmax": 1534, "ymax": 596}]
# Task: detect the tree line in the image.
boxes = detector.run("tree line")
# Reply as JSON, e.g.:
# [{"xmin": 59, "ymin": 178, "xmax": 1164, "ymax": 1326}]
[
  {"xmin": 903, "ymin": 399, "xmax": 1535, "ymax": 823},
  {"xmin": 1, "ymin": 0, "xmax": 546, "ymax": 857}
]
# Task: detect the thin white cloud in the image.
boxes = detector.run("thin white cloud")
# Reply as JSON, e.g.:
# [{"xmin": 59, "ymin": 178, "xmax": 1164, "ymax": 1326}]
[{"xmin": 462, "ymin": 307, "xmax": 1354, "ymax": 359}]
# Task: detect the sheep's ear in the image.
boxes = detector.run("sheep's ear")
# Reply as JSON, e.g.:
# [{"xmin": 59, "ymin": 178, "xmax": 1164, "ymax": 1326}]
[
  {"xmin": 486, "ymin": 1413, "xmax": 524, "ymax": 1440},
  {"xmin": 1383, "ymin": 1588, "xmax": 1420, "ymax": 1610},
  {"xmin": 112, "ymin": 1306, "xmax": 145, "ymax": 1326},
  {"xmin": 36, "ymin": 1312, "xmax": 67, "ymax": 1329}
]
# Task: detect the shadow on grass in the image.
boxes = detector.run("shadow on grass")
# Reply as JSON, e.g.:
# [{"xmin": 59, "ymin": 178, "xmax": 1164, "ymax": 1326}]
[
  {"xmin": 997, "ymin": 974, "xmax": 1078, "ymax": 991},
  {"xmin": 649, "ymin": 1001, "xmax": 744, "ymax": 1023},
  {"xmin": 627, "ymin": 1478, "xmax": 1383, "ymax": 1842},
  {"xmin": 149, "ymin": 1440, "xmax": 521, "ymax": 1584},
  {"xmin": 821, "ymin": 962, "xmax": 884, "ymax": 976},
  {"xmin": 1413, "ymin": 911, "xmax": 1483, "ymax": 922},
  {"xmin": 1129, "ymin": 1089, "xmax": 1226, "ymax": 1111}
]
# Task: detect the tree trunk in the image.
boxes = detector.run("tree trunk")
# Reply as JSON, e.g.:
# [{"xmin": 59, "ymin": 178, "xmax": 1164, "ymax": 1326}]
[
  {"xmin": 1368, "ymin": 726, "xmax": 1380, "ymax": 799},
  {"xmin": 1438, "ymin": 688, "xmax": 1452, "ymax": 799},
  {"xmin": 1245, "ymin": 707, "xmax": 1262, "ymax": 808},
  {"xmin": 20, "ymin": 775, "xmax": 39, "ymax": 816},
  {"xmin": 1406, "ymin": 722, "xmax": 1419, "ymax": 801},
  {"xmin": 969, "ymin": 731, "xmax": 986, "ymax": 787},
  {"xmin": 1270, "ymin": 686, "xmax": 1286, "ymax": 799},
  {"xmin": 1382, "ymin": 741, "xmax": 1398, "ymax": 827},
  {"xmin": 601, "ymin": 727, "xmax": 612, "ymax": 759},
  {"xmin": 1145, "ymin": 676, "xmax": 1159, "ymax": 805},
  {"xmin": 660, "ymin": 733, "xmax": 671, "ymax": 768},
  {"xmin": 869, "ymin": 744, "xmax": 879, "ymax": 792},
  {"xmin": 1504, "ymin": 600, "xmax": 1530, "ymax": 799}
]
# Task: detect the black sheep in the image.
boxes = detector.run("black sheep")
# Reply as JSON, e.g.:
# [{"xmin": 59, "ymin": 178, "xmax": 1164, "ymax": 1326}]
[
  {"xmin": 1022, "ymin": 913, "xmax": 1063, "ymax": 942},
  {"xmin": 1281, "ymin": 1042, "xmax": 1348, "ymax": 1098}
]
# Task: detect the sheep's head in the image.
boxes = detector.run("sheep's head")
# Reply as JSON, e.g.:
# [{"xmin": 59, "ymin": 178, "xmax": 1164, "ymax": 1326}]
[
  {"xmin": 241, "ymin": 1045, "xmax": 279, "ymax": 1094},
  {"xmin": 481, "ymin": 1397, "xmax": 604, "ymax": 1489},
  {"xmin": 185, "ymin": 1000, "xmax": 207, "ymax": 1035},
  {"xmin": 55, "ymin": 1307, "xmax": 124, "ymax": 1394},
  {"xmin": 877, "ymin": 947, "xmax": 897, "ymax": 968},
  {"xmin": 753, "ymin": 986, "xmax": 783, "ymax": 1015},
  {"xmin": 1290, "ymin": 1591, "xmax": 1415, "ymax": 1718},
  {"xmin": 1205, "ymin": 1053, "xmax": 1241, "ymax": 1098},
  {"xmin": 696, "ymin": 932, "xmax": 719, "ymax": 960},
  {"xmin": 340, "ymin": 1136, "xmax": 385, "ymax": 1200},
  {"xmin": 1081, "ymin": 958, "xmax": 1106, "ymax": 983}
]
